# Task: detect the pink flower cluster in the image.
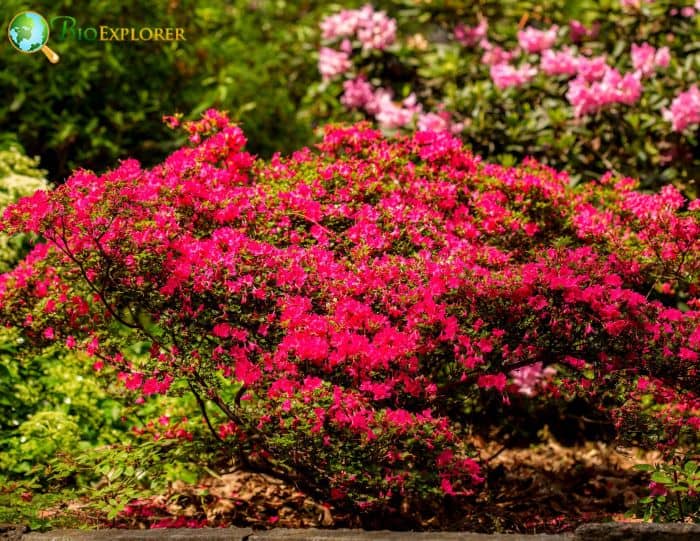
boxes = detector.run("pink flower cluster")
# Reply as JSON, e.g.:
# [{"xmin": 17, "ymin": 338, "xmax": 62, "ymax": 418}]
[
  {"xmin": 540, "ymin": 47, "xmax": 580, "ymax": 76},
  {"xmin": 342, "ymin": 77, "xmax": 461, "ymax": 132},
  {"xmin": 454, "ymin": 18, "xmax": 488, "ymax": 47},
  {"xmin": 567, "ymin": 67, "xmax": 643, "ymax": 117},
  {"xmin": 490, "ymin": 62, "xmax": 537, "ymax": 90},
  {"xmin": 510, "ymin": 362, "xmax": 556, "ymax": 397},
  {"xmin": 569, "ymin": 20, "xmax": 599, "ymax": 42},
  {"xmin": 517, "ymin": 25, "xmax": 559, "ymax": 54},
  {"xmin": 318, "ymin": 47, "xmax": 351, "ymax": 81},
  {"xmin": 663, "ymin": 85, "xmax": 700, "ymax": 132},
  {"xmin": 320, "ymin": 4, "xmax": 396, "ymax": 50},
  {"xmin": 631, "ymin": 42, "xmax": 670, "ymax": 77}
]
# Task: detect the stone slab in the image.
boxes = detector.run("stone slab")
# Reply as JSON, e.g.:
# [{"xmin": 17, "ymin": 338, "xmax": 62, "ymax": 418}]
[
  {"xmin": 574, "ymin": 523, "xmax": 700, "ymax": 541},
  {"xmin": 17, "ymin": 524, "xmax": 700, "ymax": 541},
  {"xmin": 23, "ymin": 528, "xmax": 252, "ymax": 541},
  {"xmin": 248, "ymin": 529, "xmax": 572, "ymax": 541}
]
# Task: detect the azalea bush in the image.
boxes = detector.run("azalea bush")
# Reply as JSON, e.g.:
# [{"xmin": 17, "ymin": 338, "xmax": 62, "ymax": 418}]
[
  {"xmin": 1, "ymin": 111, "xmax": 699, "ymax": 523},
  {"xmin": 306, "ymin": 0, "xmax": 700, "ymax": 195}
]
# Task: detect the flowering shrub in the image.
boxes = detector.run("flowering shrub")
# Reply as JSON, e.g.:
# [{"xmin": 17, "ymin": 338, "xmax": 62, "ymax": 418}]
[
  {"xmin": 1, "ymin": 112, "xmax": 699, "ymax": 519},
  {"xmin": 307, "ymin": 0, "xmax": 700, "ymax": 195},
  {"xmin": 0, "ymin": 146, "xmax": 47, "ymax": 272}
]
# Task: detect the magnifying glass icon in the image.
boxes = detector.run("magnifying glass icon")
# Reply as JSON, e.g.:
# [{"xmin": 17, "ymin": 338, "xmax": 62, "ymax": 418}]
[{"xmin": 8, "ymin": 11, "xmax": 60, "ymax": 64}]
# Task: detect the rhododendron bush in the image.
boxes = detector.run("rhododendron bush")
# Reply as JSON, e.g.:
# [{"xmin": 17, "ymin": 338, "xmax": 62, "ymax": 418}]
[
  {"xmin": 1, "ymin": 111, "xmax": 699, "ymax": 518},
  {"xmin": 307, "ymin": 0, "xmax": 700, "ymax": 195}
]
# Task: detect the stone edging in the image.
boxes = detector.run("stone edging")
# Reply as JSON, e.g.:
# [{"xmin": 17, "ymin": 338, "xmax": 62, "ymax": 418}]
[{"xmin": 1, "ymin": 523, "xmax": 698, "ymax": 540}]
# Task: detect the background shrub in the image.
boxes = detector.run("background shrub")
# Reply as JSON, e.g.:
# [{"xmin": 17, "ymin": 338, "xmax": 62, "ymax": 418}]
[
  {"xmin": 0, "ymin": 0, "xmax": 324, "ymax": 180},
  {"xmin": 306, "ymin": 0, "xmax": 700, "ymax": 195}
]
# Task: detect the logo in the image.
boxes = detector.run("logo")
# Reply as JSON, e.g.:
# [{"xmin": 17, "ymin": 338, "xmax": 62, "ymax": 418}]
[
  {"xmin": 51, "ymin": 15, "xmax": 185, "ymax": 41},
  {"xmin": 7, "ymin": 11, "xmax": 186, "ymax": 63},
  {"xmin": 51, "ymin": 17, "xmax": 186, "ymax": 43},
  {"xmin": 7, "ymin": 11, "xmax": 60, "ymax": 63}
]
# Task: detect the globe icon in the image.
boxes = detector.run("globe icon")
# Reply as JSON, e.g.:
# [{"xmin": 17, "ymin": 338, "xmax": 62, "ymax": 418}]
[{"xmin": 8, "ymin": 11, "xmax": 58, "ymax": 62}]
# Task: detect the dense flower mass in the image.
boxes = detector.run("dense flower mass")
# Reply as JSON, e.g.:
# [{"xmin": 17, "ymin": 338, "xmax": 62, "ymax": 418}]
[
  {"xmin": 320, "ymin": 4, "xmax": 396, "ymax": 50},
  {"xmin": 567, "ymin": 68, "xmax": 643, "ymax": 117},
  {"xmin": 1, "ymin": 112, "xmax": 698, "ymax": 514},
  {"xmin": 664, "ymin": 84, "xmax": 700, "ymax": 132},
  {"xmin": 517, "ymin": 25, "xmax": 559, "ymax": 54},
  {"xmin": 490, "ymin": 62, "xmax": 538, "ymax": 89}
]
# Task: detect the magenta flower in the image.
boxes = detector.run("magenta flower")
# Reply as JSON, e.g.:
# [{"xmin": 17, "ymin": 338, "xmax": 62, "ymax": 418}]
[
  {"xmin": 631, "ymin": 42, "xmax": 671, "ymax": 77},
  {"xmin": 541, "ymin": 48, "xmax": 579, "ymax": 76},
  {"xmin": 454, "ymin": 17, "xmax": 488, "ymax": 47},
  {"xmin": 567, "ymin": 67, "xmax": 642, "ymax": 116},
  {"xmin": 318, "ymin": 47, "xmax": 351, "ymax": 81},
  {"xmin": 663, "ymin": 85, "xmax": 700, "ymax": 131},
  {"xmin": 517, "ymin": 25, "xmax": 559, "ymax": 54},
  {"xmin": 320, "ymin": 5, "xmax": 396, "ymax": 51},
  {"xmin": 341, "ymin": 77, "xmax": 375, "ymax": 109},
  {"xmin": 490, "ymin": 62, "xmax": 537, "ymax": 89}
]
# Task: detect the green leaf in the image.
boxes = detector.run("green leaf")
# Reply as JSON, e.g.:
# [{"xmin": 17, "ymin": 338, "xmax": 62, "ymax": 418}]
[{"xmin": 651, "ymin": 471, "xmax": 673, "ymax": 485}]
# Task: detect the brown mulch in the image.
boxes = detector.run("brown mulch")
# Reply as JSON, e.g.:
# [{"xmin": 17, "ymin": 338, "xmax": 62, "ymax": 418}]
[{"xmin": 96, "ymin": 437, "xmax": 658, "ymax": 533}]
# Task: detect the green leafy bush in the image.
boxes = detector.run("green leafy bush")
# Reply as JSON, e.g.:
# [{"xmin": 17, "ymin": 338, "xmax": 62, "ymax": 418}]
[
  {"xmin": 0, "ymin": 146, "xmax": 205, "ymax": 528},
  {"xmin": 0, "ymin": 0, "xmax": 325, "ymax": 180},
  {"xmin": 0, "ymin": 146, "xmax": 47, "ymax": 272},
  {"xmin": 634, "ymin": 459, "xmax": 700, "ymax": 522}
]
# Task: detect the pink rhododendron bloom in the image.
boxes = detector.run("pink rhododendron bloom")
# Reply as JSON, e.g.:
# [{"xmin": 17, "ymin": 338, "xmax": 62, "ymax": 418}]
[
  {"xmin": 355, "ymin": 5, "xmax": 396, "ymax": 50},
  {"xmin": 318, "ymin": 47, "xmax": 351, "ymax": 81},
  {"xmin": 372, "ymin": 91, "xmax": 422, "ymax": 129},
  {"xmin": 517, "ymin": 25, "xmax": 559, "ymax": 54},
  {"xmin": 567, "ymin": 67, "xmax": 642, "ymax": 116},
  {"xmin": 540, "ymin": 48, "xmax": 579, "ymax": 76},
  {"xmin": 121, "ymin": 372, "xmax": 144, "ymax": 391},
  {"xmin": 320, "ymin": 5, "xmax": 396, "ymax": 50},
  {"xmin": 663, "ymin": 85, "xmax": 700, "ymax": 131},
  {"xmin": 320, "ymin": 8, "xmax": 361, "ymax": 40},
  {"xmin": 576, "ymin": 55, "xmax": 609, "ymax": 82},
  {"xmin": 481, "ymin": 42, "xmax": 518, "ymax": 66},
  {"xmin": 341, "ymin": 77, "xmax": 375, "ymax": 109},
  {"xmin": 490, "ymin": 63, "xmax": 537, "ymax": 89},
  {"xmin": 454, "ymin": 17, "xmax": 488, "ymax": 47},
  {"xmin": 418, "ymin": 111, "xmax": 456, "ymax": 133},
  {"xmin": 477, "ymin": 373, "xmax": 507, "ymax": 392},
  {"xmin": 569, "ymin": 20, "xmax": 599, "ymax": 42},
  {"xmin": 631, "ymin": 42, "xmax": 670, "ymax": 77},
  {"xmin": 655, "ymin": 46, "xmax": 671, "ymax": 68},
  {"xmin": 620, "ymin": 0, "xmax": 652, "ymax": 8},
  {"xmin": 510, "ymin": 362, "xmax": 556, "ymax": 397}
]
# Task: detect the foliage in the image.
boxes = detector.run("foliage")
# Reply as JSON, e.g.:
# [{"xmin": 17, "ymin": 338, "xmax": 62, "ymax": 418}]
[
  {"xmin": 0, "ymin": 145, "xmax": 48, "ymax": 272},
  {"xmin": 0, "ymin": 0, "xmax": 326, "ymax": 180},
  {"xmin": 1, "ymin": 111, "xmax": 698, "ymax": 522},
  {"xmin": 306, "ymin": 0, "xmax": 700, "ymax": 195},
  {"xmin": 633, "ymin": 458, "xmax": 700, "ymax": 522},
  {"xmin": 0, "ymin": 145, "xmax": 210, "ymax": 529}
]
